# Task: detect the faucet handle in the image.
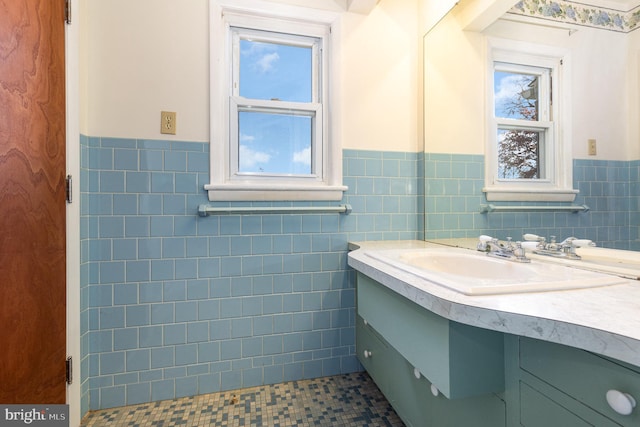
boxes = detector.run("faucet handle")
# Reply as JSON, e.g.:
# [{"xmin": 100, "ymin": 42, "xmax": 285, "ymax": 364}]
[
  {"xmin": 514, "ymin": 241, "xmax": 529, "ymax": 261},
  {"xmin": 505, "ymin": 237, "xmax": 515, "ymax": 250},
  {"xmin": 523, "ymin": 233, "xmax": 543, "ymax": 241},
  {"xmin": 477, "ymin": 235, "xmax": 493, "ymax": 252}
]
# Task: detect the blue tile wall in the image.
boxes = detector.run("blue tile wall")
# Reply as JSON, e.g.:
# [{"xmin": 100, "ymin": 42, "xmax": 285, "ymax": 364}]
[
  {"xmin": 424, "ymin": 153, "xmax": 639, "ymax": 249},
  {"xmin": 80, "ymin": 141, "xmax": 638, "ymax": 414},
  {"xmin": 79, "ymin": 138, "xmax": 423, "ymax": 413}
]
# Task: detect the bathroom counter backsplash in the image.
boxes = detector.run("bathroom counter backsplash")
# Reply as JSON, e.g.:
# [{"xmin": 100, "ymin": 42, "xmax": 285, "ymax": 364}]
[{"xmin": 348, "ymin": 239, "xmax": 640, "ymax": 368}]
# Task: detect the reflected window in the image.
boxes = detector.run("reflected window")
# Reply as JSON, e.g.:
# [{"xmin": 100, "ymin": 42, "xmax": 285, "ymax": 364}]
[
  {"xmin": 483, "ymin": 39, "xmax": 576, "ymax": 202},
  {"xmin": 493, "ymin": 63, "xmax": 551, "ymax": 181}
]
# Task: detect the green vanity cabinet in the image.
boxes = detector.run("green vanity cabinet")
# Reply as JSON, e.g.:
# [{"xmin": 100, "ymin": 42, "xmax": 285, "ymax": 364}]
[
  {"xmin": 505, "ymin": 335, "xmax": 640, "ymax": 427},
  {"xmin": 355, "ymin": 271, "xmax": 640, "ymax": 427},
  {"xmin": 356, "ymin": 273, "xmax": 506, "ymax": 427},
  {"xmin": 356, "ymin": 273, "xmax": 504, "ymax": 399}
]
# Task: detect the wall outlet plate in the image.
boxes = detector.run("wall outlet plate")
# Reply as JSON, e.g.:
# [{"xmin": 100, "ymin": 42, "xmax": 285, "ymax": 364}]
[{"xmin": 161, "ymin": 111, "xmax": 176, "ymax": 135}]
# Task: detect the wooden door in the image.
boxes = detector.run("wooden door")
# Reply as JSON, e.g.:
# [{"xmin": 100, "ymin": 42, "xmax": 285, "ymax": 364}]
[{"xmin": 0, "ymin": 0, "xmax": 67, "ymax": 404}]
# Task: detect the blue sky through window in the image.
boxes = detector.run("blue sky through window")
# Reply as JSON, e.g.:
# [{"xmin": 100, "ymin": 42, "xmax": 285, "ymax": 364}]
[
  {"xmin": 494, "ymin": 71, "xmax": 538, "ymax": 120},
  {"xmin": 238, "ymin": 38, "xmax": 314, "ymax": 175}
]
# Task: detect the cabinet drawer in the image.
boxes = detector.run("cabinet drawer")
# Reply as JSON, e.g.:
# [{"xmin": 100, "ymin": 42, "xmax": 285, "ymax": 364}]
[
  {"xmin": 393, "ymin": 351, "xmax": 506, "ymax": 427},
  {"xmin": 356, "ymin": 315, "xmax": 390, "ymax": 391},
  {"xmin": 357, "ymin": 273, "xmax": 504, "ymax": 399},
  {"xmin": 520, "ymin": 382, "xmax": 617, "ymax": 427},
  {"xmin": 358, "ymin": 315, "xmax": 506, "ymax": 427},
  {"xmin": 520, "ymin": 337, "xmax": 640, "ymax": 425}
]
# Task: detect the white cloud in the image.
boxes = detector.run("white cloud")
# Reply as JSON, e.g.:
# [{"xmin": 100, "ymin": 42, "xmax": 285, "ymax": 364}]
[
  {"xmin": 256, "ymin": 52, "xmax": 280, "ymax": 73},
  {"xmin": 495, "ymin": 74, "xmax": 526, "ymax": 105},
  {"xmin": 241, "ymin": 41, "xmax": 275, "ymax": 56},
  {"xmin": 240, "ymin": 133, "xmax": 255, "ymax": 142},
  {"xmin": 239, "ymin": 145, "xmax": 271, "ymax": 170},
  {"xmin": 495, "ymin": 73, "xmax": 538, "ymax": 119},
  {"xmin": 241, "ymin": 41, "xmax": 280, "ymax": 74},
  {"xmin": 293, "ymin": 146, "xmax": 311, "ymax": 166}
]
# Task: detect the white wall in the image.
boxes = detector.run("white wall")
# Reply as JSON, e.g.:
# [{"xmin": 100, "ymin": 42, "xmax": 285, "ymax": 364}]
[
  {"xmin": 83, "ymin": 0, "xmax": 420, "ymax": 152},
  {"xmin": 628, "ymin": 28, "xmax": 640, "ymax": 160},
  {"xmin": 341, "ymin": 0, "xmax": 419, "ymax": 152},
  {"xmin": 67, "ymin": 3, "xmax": 81, "ymax": 426},
  {"xmin": 423, "ymin": 10, "xmax": 485, "ymax": 154},
  {"xmin": 419, "ymin": 0, "xmax": 458, "ymax": 39},
  {"xmin": 85, "ymin": 0, "xmax": 209, "ymax": 142},
  {"xmin": 569, "ymin": 25, "xmax": 629, "ymax": 160},
  {"xmin": 423, "ymin": 5, "xmax": 633, "ymax": 161}
]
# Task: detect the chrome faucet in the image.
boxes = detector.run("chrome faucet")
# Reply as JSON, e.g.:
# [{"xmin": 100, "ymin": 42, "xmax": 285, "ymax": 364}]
[
  {"xmin": 477, "ymin": 235, "xmax": 530, "ymax": 263},
  {"xmin": 522, "ymin": 234, "xmax": 596, "ymax": 260}
]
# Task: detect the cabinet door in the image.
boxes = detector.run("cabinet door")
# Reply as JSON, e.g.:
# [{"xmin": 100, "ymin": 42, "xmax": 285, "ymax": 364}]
[
  {"xmin": 505, "ymin": 335, "xmax": 626, "ymax": 427},
  {"xmin": 356, "ymin": 316, "xmax": 391, "ymax": 395},
  {"xmin": 520, "ymin": 337, "xmax": 640, "ymax": 425},
  {"xmin": 391, "ymin": 354, "xmax": 506, "ymax": 427},
  {"xmin": 520, "ymin": 382, "xmax": 620, "ymax": 427}
]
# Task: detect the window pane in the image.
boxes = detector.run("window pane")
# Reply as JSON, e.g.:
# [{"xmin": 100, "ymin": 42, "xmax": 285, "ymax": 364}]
[
  {"xmin": 494, "ymin": 71, "xmax": 539, "ymax": 120},
  {"xmin": 497, "ymin": 128, "xmax": 541, "ymax": 179},
  {"xmin": 238, "ymin": 111, "xmax": 312, "ymax": 175},
  {"xmin": 239, "ymin": 39, "xmax": 313, "ymax": 103}
]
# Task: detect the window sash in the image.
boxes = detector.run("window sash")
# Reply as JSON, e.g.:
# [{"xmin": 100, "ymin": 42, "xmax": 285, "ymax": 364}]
[
  {"xmin": 231, "ymin": 27, "xmax": 322, "ymax": 103},
  {"xmin": 495, "ymin": 123, "xmax": 551, "ymax": 181},
  {"xmin": 494, "ymin": 62, "xmax": 551, "ymax": 122},
  {"xmin": 492, "ymin": 61, "xmax": 554, "ymax": 184},
  {"xmin": 229, "ymin": 96, "xmax": 323, "ymax": 181}
]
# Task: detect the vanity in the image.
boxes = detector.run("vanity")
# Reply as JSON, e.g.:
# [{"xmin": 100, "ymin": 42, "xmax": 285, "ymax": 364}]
[{"xmin": 348, "ymin": 240, "xmax": 640, "ymax": 427}]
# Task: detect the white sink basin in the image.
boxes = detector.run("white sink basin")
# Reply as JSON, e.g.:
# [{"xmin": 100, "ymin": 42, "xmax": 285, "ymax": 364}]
[{"xmin": 366, "ymin": 247, "xmax": 626, "ymax": 295}]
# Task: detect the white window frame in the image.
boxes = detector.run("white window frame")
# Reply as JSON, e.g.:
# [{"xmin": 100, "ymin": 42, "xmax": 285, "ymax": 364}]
[
  {"xmin": 229, "ymin": 28, "xmax": 322, "ymax": 181},
  {"xmin": 483, "ymin": 38, "xmax": 578, "ymax": 202},
  {"xmin": 207, "ymin": 0, "xmax": 347, "ymax": 201},
  {"xmin": 494, "ymin": 61, "xmax": 552, "ymax": 180}
]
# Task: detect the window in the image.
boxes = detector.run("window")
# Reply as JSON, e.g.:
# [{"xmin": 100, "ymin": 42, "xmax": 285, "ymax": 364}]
[
  {"xmin": 232, "ymin": 29, "xmax": 319, "ymax": 176},
  {"xmin": 484, "ymin": 39, "xmax": 577, "ymax": 202},
  {"xmin": 207, "ymin": 0, "xmax": 347, "ymax": 201},
  {"xmin": 494, "ymin": 63, "xmax": 549, "ymax": 180}
]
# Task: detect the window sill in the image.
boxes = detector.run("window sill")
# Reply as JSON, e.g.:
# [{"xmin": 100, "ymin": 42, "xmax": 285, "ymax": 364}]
[
  {"xmin": 204, "ymin": 184, "xmax": 348, "ymax": 201},
  {"xmin": 483, "ymin": 187, "xmax": 579, "ymax": 202}
]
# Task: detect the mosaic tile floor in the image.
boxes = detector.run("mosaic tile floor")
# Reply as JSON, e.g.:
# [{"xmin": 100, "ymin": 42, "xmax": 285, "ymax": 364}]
[{"xmin": 81, "ymin": 372, "xmax": 405, "ymax": 426}]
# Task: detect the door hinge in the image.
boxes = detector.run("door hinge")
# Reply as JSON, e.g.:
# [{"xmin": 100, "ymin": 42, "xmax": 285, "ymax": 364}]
[
  {"xmin": 66, "ymin": 357, "xmax": 73, "ymax": 385},
  {"xmin": 66, "ymin": 174, "xmax": 72, "ymax": 203},
  {"xmin": 65, "ymin": 0, "xmax": 72, "ymax": 24}
]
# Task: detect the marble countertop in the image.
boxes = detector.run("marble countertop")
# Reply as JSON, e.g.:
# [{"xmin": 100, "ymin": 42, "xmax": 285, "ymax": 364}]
[{"xmin": 348, "ymin": 239, "xmax": 640, "ymax": 367}]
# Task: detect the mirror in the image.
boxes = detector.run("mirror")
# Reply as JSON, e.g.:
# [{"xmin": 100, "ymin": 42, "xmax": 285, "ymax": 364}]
[{"xmin": 423, "ymin": 0, "xmax": 640, "ymax": 250}]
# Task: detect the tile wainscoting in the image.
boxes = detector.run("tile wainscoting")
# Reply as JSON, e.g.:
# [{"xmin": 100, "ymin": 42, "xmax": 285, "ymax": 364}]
[
  {"xmin": 78, "ymin": 138, "xmax": 638, "ymax": 415},
  {"xmin": 79, "ymin": 137, "xmax": 423, "ymax": 414},
  {"xmin": 424, "ymin": 153, "xmax": 640, "ymax": 250}
]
